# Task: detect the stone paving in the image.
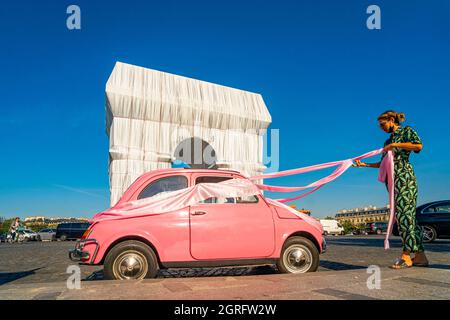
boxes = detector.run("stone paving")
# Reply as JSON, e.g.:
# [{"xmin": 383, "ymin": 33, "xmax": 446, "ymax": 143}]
[{"xmin": 0, "ymin": 235, "xmax": 449, "ymax": 299}]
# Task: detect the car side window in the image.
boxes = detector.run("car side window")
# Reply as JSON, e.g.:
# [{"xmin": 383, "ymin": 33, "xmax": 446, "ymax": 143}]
[
  {"xmin": 435, "ymin": 204, "xmax": 450, "ymax": 213},
  {"xmin": 138, "ymin": 175, "xmax": 188, "ymax": 200},
  {"xmin": 196, "ymin": 176, "xmax": 232, "ymax": 184},
  {"xmin": 195, "ymin": 176, "xmax": 258, "ymax": 204},
  {"xmin": 423, "ymin": 206, "xmax": 436, "ymax": 213},
  {"xmin": 235, "ymin": 195, "xmax": 259, "ymax": 204}
]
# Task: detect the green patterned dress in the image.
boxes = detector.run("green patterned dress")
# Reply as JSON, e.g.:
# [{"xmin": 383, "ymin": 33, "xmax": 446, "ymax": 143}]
[{"xmin": 382, "ymin": 125, "xmax": 424, "ymax": 253}]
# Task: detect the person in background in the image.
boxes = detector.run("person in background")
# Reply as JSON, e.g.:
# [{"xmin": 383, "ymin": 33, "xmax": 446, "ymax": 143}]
[
  {"xmin": 353, "ymin": 110, "xmax": 429, "ymax": 269},
  {"xmin": 9, "ymin": 217, "xmax": 20, "ymax": 242}
]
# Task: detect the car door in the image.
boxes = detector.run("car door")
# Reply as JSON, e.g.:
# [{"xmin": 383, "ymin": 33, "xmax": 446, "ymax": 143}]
[
  {"xmin": 189, "ymin": 175, "xmax": 275, "ymax": 260},
  {"xmin": 432, "ymin": 203, "xmax": 450, "ymax": 235},
  {"xmin": 420, "ymin": 204, "xmax": 447, "ymax": 235},
  {"xmin": 40, "ymin": 229, "xmax": 49, "ymax": 241}
]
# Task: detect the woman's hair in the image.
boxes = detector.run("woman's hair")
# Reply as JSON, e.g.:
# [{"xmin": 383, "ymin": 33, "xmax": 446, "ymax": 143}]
[{"xmin": 377, "ymin": 110, "xmax": 406, "ymax": 124}]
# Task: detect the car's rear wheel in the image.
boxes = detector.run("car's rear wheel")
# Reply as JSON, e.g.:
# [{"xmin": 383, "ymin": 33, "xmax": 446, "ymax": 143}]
[
  {"xmin": 277, "ymin": 236, "xmax": 319, "ymax": 274},
  {"xmin": 421, "ymin": 225, "xmax": 437, "ymax": 243},
  {"xmin": 104, "ymin": 240, "xmax": 159, "ymax": 280},
  {"xmin": 59, "ymin": 234, "xmax": 67, "ymax": 241}
]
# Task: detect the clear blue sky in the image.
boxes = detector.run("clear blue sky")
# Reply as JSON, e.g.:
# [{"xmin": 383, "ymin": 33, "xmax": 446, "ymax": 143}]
[{"xmin": 1, "ymin": 0, "xmax": 449, "ymax": 219}]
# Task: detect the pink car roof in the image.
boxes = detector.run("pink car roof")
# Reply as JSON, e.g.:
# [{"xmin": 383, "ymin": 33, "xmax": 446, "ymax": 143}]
[{"xmin": 115, "ymin": 168, "xmax": 246, "ymax": 206}]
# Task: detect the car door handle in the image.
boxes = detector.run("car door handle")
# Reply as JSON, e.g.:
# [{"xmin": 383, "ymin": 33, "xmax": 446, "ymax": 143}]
[{"xmin": 191, "ymin": 211, "xmax": 207, "ymax": 216}]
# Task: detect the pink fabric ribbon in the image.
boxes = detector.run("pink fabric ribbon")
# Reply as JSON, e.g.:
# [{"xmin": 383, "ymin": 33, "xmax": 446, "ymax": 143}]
[
  {"xmin": 378, "ymin": 150, "xmax": 396, "ymax": 249},
  {"xmin": 251, "ymin": 148, "xmax": 396, "ymax": 249}
]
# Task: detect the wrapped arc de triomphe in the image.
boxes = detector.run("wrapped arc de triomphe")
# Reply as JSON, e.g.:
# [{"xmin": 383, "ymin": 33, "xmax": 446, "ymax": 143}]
[{"xmin": 105, "ymin": 62, "xmax": 272, "ymax": 205}]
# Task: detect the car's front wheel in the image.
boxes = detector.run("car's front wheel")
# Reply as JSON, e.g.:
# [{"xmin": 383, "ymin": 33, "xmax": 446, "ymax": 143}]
[
  {"xmin": 277, "ymin": 236, "xmax": 319, "ymax": 274},
  {"xmin": 104, "ymin": 240, "xmax": 159, "ymax": 280},
  {"xmin": 421, "ymin": 225, "xmax": 437, "ymax": 243}
]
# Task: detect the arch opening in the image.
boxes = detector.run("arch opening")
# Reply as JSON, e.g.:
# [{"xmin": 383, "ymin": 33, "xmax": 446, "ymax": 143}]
[{"xmin": 173, "ymin": 137, "xmax": 218, "ymax": 169}]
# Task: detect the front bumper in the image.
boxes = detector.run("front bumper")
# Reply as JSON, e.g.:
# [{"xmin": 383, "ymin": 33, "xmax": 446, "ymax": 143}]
[{"xmin": 69, "ymin": 238, "xmax": 99, "ymax": 264}]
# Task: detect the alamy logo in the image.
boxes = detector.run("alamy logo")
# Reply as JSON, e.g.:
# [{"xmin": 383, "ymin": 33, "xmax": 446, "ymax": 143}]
[
  {"xmin": 366, "ymin": 5, "xmax": 381, "ymax": 30},
  {"xmin": 66, "ymin": 5, "xmax": 81, "ymax": 30},
  {"xmin": 67, "ymin": 265, "xmax": 81, "ymax": 289},
  {"xmin": 366, "ymin": 265, "xmax": 381, "ymax": 289}
]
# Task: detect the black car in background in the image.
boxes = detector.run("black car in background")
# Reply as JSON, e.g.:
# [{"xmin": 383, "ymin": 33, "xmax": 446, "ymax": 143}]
[
  {"xmin": 56, "ymin": 222, "xmax": 90, "ymax": 241},
  {"xmin": 393, "ymin": 200, "xmax": 450, "ymax": 243},
  {"xmin": 365, "ymin": 222, "xmax": 388, "ymax": 235}
]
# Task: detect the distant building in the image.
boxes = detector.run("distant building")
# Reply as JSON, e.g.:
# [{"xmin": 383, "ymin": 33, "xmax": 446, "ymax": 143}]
[
  {"xmin": 24, "ymin": 216, "xmax": 46, "ymax": 223},
  {"xmin": 335, "ymin": 205, "xmax": 390, "ymax": 224}
]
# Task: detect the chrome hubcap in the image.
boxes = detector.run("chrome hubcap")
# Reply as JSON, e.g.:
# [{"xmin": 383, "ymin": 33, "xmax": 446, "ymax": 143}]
[
  {"xmin": 283, "ymin": 245, "xmax": 313, "ymax": 273},
  {"xmin": 113, "ymin": 250, "xmax": 148, "ymax": 280}
]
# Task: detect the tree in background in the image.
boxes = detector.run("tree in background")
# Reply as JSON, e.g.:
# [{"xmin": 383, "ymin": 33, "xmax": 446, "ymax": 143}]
[
  {"xmin": 26, "ymin": 223, "xmax": 50, "ymax": 232},
  {"xmin": 0, "ymin": 218, "xmax": 15, "ymax": 234},
  {"xmin": 340, "ymin": 220, "xmax": 355, "ymax": 234}
]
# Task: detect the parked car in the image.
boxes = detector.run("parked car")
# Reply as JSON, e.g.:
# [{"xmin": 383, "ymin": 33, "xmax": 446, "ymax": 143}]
[
  {"xmin": 70, "ymin": 169, "xmax": 326, "ymax": 280},
  {"xmin": 57, "ymin": 223, "xmax": 90, "ymax": 241},
  {"xmin": 393, "ymin": 200, "xmax": 450, "ymax": 243},
  {"xmin": 0, "ymin": 233, "xmax": 6, "ymax": 243},
  {"xmin": 19, "ymin": 228, "xmax": 38, "ymax": 241},
  {"xmin": 320, "ymin": 219, "xmax": 345, "ymax": 236},
  {"xmin": 365, "ymin": 222, "xmax": 388, "ymax": 235},
  {"xmin": 37, "ymin": 228, "xmax": 57, "ymax": 241}
]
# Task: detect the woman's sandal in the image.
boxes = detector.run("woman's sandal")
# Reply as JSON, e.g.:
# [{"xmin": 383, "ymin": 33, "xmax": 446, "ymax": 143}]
[{"xmin": 389, "ymin": 258, "xmax": 413, "ymax": 269}]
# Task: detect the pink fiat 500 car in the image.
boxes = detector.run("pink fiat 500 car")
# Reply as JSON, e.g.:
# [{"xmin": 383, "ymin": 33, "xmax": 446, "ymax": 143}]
[{"xmin": 69, "ymin": 169, "xmax": 326, "ymax": 280}]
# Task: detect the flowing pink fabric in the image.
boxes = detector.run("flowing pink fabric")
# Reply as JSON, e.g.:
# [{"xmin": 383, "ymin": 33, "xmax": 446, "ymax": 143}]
[
  {"xmin": 91, "ymin": 148, "xmax": 395, "ymax": 249},
  {"xmin": 250, "ymin": 149, "xmax": 385, "ymax": 203},
  {"xmin": 91, "ymin": 178, "xmax": 262, "ymax": 222},
  {"xmin": 250, "ymin": 148, "xmax": 396, "ymax": 249},
  {"xmin": 378, "ymin": 150, "xmax": 396, "ymax": 249}
]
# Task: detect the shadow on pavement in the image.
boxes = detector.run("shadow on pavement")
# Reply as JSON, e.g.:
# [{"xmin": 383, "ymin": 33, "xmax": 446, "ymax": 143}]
[
  {"xmin": 84, "ymin": 265, "xmax": 279, "ymax": 281},
  {"xmin": 425, "ymin": 264, "xmax": 450, "ymax": 271},
  {"xmin": 320, "ymin": 260, "xmax": 367, "ymax": 271},
  {"xmin": 0, "ymin": 268, "xmax": 42, "ymax": 285},
  {"xmin": 84, "ymin": 270, "xmax": 104, "ymax": 281}
]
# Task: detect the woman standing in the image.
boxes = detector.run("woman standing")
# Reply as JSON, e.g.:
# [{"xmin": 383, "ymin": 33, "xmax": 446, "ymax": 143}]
[{"xmin": 353, "ymin": 110, "xmax": 429, "ymax": 269}]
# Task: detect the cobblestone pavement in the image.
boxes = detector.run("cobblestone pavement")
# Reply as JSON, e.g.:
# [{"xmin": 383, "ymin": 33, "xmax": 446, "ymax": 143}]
[{"xmin": 0, "ymin": 235, "xmax": 449, "ymax": 286}]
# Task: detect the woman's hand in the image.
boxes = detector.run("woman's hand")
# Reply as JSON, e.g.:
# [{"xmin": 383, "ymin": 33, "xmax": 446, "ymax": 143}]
[
  {"xmin": 352, "ymin": 160, "xmax": 368, "ymax": 167},
  {"xmin": 383, "ymin": 143, "xmax": 398, "ymax": 152}
]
